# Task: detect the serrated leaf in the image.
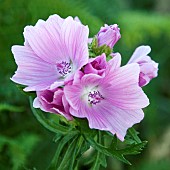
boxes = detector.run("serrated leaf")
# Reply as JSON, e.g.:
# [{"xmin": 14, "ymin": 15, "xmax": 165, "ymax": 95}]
[
  {"xmin": 84, "ymin": 134, "xmax": 131, "ymax": 165},
  {"xmin": 118, "ymin": 141, "xmax": 148, "ymax": 155},
  {"xmin": 90, "ymin": 151, "xmax": 107, "ymax": 170},
  {"xmin": 71, "ymin": 135, "xmax": 86, "ymax": 169},
  {"xmin": 48, "ymin": 133, "xmax": 78, "ymax": 170},
  {"xmin": 57, "ymin": 135, "xmax": 79, "ymax": 170},
  {"xmin": 89, "ymin": 51, "xmax": 97, "ymax": 57},
  {"xmin": 128, "ymin": 127, "xmax": 142, "ymax": 144}
]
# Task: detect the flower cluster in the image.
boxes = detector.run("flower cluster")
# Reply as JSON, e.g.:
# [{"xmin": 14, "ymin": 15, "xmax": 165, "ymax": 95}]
[{"xmin": 11, "ymin": 14, "xmax": 158, "ymax": 141}]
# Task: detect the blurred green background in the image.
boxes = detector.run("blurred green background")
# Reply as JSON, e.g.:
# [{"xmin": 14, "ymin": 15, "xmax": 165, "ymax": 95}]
[{"xmin": 0, "ymin": 0, "xmax": 170, "ymax": 169}]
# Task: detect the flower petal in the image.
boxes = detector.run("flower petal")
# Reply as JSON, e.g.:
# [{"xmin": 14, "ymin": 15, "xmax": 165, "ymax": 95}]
[
  {"xmin": 105, "ymin": 53, "xmax": 121, "ymax": 77},
  {"xmin": 104, "ymin": 63, "xmax": 149, "ymax": 109},
  {"xmin": 128, "ymin": 45, "xmax": 151, "ymax": 63},
  {"xmin": 64, "ymin": 84, "xmax": 82, "ymax": 111},
  {"xmin": 104, "ymin": 105, "xmax": 144, "ymax": 141},
  {"xmin": 87, "ymin": 101, "xmax": 144, "ymax": 141},
  {"xmin": 23, "ymin": 15, "xmax": 66, "ymax": 64},
  {"xmin": 11, "ymin": 45, "xmax": 59, "ymax": 91},
  {"xmin": 61, "ymin": 17, "xmax": 89, "ymax": 69}
]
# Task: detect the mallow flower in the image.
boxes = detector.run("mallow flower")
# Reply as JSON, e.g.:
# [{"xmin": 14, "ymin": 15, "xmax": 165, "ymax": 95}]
[
  {"xmin": 128, "ymin": 46, "xmax": 158, "ymax": 87},
  {"xmin": 11, "ymin": 14, "xmax": 89, "ymax": 91},
  {"xmin": 64, "ymin": 54, "xmax": 149, "ymax": 141},
  {"xmin": 97, "ymin": 24, "xmax": 121, "ymax": 48},
  {"xmin": 33, "ymin": 88, "xmax": 72, "ymax": 120}
]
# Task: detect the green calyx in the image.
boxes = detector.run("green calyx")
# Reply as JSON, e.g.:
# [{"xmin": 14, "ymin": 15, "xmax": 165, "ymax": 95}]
[{"xmin": 89, "ymin": 37, "xmax": 112, "ymax": 57}]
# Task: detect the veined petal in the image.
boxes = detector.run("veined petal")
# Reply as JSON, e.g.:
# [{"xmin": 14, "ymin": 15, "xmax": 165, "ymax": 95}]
[
  {"xmin": 105, "ymin": 53, "xmax": 121, "ymax": 76},
  {"xmin": 81, "ymin": 73, "xmax": 102, "ymax": 87},
  {"xmin": 61, "ymin": 17, "xmax": 89, "ymax": 69},
  {"xmin": 11, "ymin": 45, "xmax": 59, "ymax": 91},
  {"xmin": 104, "ymin": 63, "xmax": 149, "ymax": 109},
  {"xmin": 23, "ymin": 14, "xmax": 70, "ymax": 64},
  {"xmin": 33, "ymin": 97, "xmax": 40, "ymax": 108},
  {"xmin": 92, "ymin": 102, "xmax": 144, "ymax": 141},
  {"xmin": 98, "ymin": 102, "xmax": 144, "ymax": 141},
  {"xmin": 128, "ymin": 45, "xmax": 151, "ymax": 63},
  {"xmin": 64, "ymin": 84, "xmax": 82, "ymax": 111}
]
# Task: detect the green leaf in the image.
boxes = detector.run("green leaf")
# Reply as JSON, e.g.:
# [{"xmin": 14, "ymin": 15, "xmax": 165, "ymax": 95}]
[
  {"xmin": 48, "ymin": 133, "xmax": 78, "ymax": 169},
  {"xmin": 77, "ymin": 118, "xmax": 97, "ymax": 137},
  {"xmin": 79, "ymin": 139, "xmax": 90, "ymax": 155},
  {"xmin": 29, "ymin": 97, "xmax": 79, "ymax": 135},
  {"xmin": 90, "ymin": 151, "xmax": 107, "ymax": 170},
  {"xmin": 53, "ymin": 133, "xmax": 63, "ymax": 143},
  {"xmin": 128, "ymin": 127, "xmax": 142, "ymax": 143},
  {"xmin": 49, "ymin": 135, "xmax": 86, "ymax": 170},
  {"xmin": 84, "ymin": 133, "xmax": 131, "ymax": 165},
  {"xmin": 118, "ymin": 141, "xmax": 148, "ymax": 155},
  {"xmin": 71, "ymin": 135, "xmax": 85, "ymax": 169},
  {"xmin": 0, "ymin": 133, "xmax": 40, "ymax": 170},
  {"xmin": 57, "ymin": 136, "xmax": 78, "ymax": 170},
  {"xmin": 57, "ymin": 135, "xmax": 86, "ymax": 170}
]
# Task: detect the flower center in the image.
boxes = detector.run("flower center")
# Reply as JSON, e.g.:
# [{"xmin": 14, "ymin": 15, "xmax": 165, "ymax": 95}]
[
  {"xmin": 88, "ymin": 90, "xmax": 104, "ymax": 105},
  {"xmin": 56, "ymin": 61, "xmax": 71, "ymax": 77}
]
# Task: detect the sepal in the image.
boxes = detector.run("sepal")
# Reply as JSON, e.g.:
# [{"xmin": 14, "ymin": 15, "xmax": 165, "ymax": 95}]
[{"xmin": 89, "ymin": 37, "xmax": 112, "ymax": 57}]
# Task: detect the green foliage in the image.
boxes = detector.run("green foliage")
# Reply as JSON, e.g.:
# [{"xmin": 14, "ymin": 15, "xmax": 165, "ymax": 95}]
[
  {"xmin": 78, "ymin": 0, "xmax": 130, "ymax": 24},
  {"xmin": 129, "ymin": 0, "xmax": 156, "ymax": 11},
  {"xmin": 0, "ymin": 133, "xmax": 40, "ymax": 170},
  {"xmin": 131, "ymin": 159, "xmax": 170, "ymax": 170},
  {"xmin": 0, "ymin": 103, "xmax": 24, "ymax": 112}
]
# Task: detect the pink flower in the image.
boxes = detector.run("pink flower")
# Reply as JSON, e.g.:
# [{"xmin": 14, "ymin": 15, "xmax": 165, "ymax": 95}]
[
  {"xmin": 84, "ymin": 53, "xmax": 107, "ymax": 76},
  {"xmin": 97, "ymin": 24, "xmax": 121, "ymax": 48},
  {"xmin": 128, "ymin": 46, "xmax": 158, "ymax": 87},
  {"xmin": 64, "ymin": 54, "xmax": 149, "ymax": 141},
  {"xmin": 11, "ymin": 14, "xmax": 89, "ymax": 91},
  {"xmin": 33, "ymin": 88, "xmax": 73, "ymax": 120}
]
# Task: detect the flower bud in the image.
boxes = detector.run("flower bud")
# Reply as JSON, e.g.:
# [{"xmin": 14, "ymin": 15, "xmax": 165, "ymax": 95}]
[
  {"xmin": 84, "ymin": 53, "xmax": 107, "ymax": 76},
  {"xmin": 97, "ymin": 24, "xmax": 121, "ymax": 48},
  {"xmin": 33, "ymin": 88, "xmax": 73, "ymax": 120},
  {"xmin": 128, "ymin": 46, "xmax": 158, "ymax": 87}
]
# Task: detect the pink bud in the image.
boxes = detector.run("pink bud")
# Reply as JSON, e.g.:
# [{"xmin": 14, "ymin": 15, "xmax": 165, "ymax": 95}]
[
  {"xmin": 97, "ymin": 24, "xmax": 121, "ymax": 48},
  {"xmin": 128, "ymin": 46, "xmax": 158, "ymax": 87},
  {"xmin": 33, "ymin": 88, "xmax": 73, "ymax": 120}
]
